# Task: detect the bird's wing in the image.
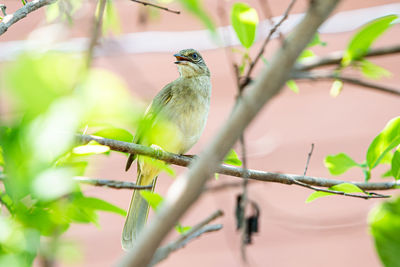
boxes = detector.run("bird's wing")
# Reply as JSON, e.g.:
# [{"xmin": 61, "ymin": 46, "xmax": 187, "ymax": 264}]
[{"xmin": 125, "ymin": 83, "xmax": 174, "ymax": 171}]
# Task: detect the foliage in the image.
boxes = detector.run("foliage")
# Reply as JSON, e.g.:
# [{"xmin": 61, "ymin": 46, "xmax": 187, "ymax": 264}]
[
  {"xmin": 0, "ymin": 51, "xmax": 139, "ymax": 266},
  {"xmin": 369, "ymin": 198, "xmax": 400, "ymax": 267},
  {"xmin": 324, "ymin": 116, "xmax": 400, "ymax": 181}
]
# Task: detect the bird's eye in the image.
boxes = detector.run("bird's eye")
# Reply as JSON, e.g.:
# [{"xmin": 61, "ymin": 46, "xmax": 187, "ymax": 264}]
[{"xmin": 192, "ymin": 53, "xmax": 198, "ymax": 59}]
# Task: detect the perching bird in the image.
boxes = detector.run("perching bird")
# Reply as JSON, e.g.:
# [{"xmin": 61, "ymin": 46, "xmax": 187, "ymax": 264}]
[{"xmin": 122, "ymin": 49, "xmax": 211, "ymax": 250}]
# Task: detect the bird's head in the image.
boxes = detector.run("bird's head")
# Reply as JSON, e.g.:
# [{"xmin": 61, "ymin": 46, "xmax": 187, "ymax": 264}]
[{"xmin": 174, "ymin": 49, "xmax": 210, "ymax": 78}]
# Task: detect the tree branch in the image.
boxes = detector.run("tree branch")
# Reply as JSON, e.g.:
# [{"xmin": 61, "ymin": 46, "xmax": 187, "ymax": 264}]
[
  {"xmin": 73, "ymin": 176, "xmax": 153, "ymax": 190},
  {"xmin": 118, "ymin": 1, "xmax": 341, "ymax": 266},
  {"xmin": 77, "ymin": 134, "xmax": 399, "ymax": 192},
  {"xmin": 0, "ymin": 0, "xmax": 58, "ymax": 36},
  {"xmin": 150, "ymin": 210, "xmax": 223, "ymax": 266},
  {"xmin": 295, "ymin": 44, "xmax": 400, "ymax": 71},
  {"xmin": 86, "ymin": 0, "xmax": 106, "ymax": 68},
  {"xmin": 291, "ymin": 70, "xmax": 400, "ymax": 96},
  {"xmin": 129, "ymin": 0, "xmax": 180, "ymax": 15}
]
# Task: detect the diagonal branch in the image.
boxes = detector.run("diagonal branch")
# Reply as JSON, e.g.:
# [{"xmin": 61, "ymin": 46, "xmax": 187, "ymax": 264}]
[
  {"xmin": 150, "ymin": 210, "xmax": 223, "ymax": 266},
  {"xmin": 129, "ymin": 0, "xmax": 180, "ymax": 15},
  {"xmin": 295, "ymin": 44, "xmax": 400, "ymax": 71},
  {"xmin": 0, "ymin": 0, "xmax": 58, "ymax": 36},
  {"xmin": 118, "ymin": 1, "xmax": 341, "ymax": 266},
  {"xmin": 291, "ymin": 70, "xmax": 400, "ymax": 96}
]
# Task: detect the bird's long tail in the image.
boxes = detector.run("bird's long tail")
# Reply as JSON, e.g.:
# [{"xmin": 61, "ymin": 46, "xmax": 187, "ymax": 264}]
[{"xmin": 121, "ymin": 171, "xmax": 157, "ymax": 251}]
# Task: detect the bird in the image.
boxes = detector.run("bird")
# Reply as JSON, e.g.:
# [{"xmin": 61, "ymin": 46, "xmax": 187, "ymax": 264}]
[{"xmin": 121, "ymin": 48, "xmax": 211, "ymax": 250}]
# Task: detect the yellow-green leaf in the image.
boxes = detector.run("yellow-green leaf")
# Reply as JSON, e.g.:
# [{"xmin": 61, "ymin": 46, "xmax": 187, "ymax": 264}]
[
  {"xmin": 324, "ymin": 153, "xmax": 359, "ymax": 175},
  {"xmin": 330, "ymin": 79, "xmax": 343, "ymax": 97},
  {"xmin": 367, "ymin": 117, "xmax": 400, "ymax": 169},
  {"xmin": 230, "ymin": 2, "xmax": 259, "ymax": 49},
  {"xmin": 342, "ymin": 15, "xmax": 398, "ymax": 66},
  {"xmin": 286, "ymin": 80, "xmax": 299, "ymax": 93}
]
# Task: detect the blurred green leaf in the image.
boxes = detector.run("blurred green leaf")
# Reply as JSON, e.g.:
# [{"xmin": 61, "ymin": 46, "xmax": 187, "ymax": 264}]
[
  {"xmin": 72, "ymin": 141, "xmax": 110, "ymax": 155},
  {"xmin": 74, "ymin": 195, "xmax": 126, "ymax": 216},
  {"xmin": 230, "ymin": 2, "xmax": 259, "ymax": 49},
  {"xmin": 32, "ymin": 168, "xmax": 76, "ymax": 201},
  {"xmin": 342, "ymin": 15, "xmax": 398, "ymax": 66},
  {"xmin": 80, "ymin": 68, "xmax": 143, "ymax": 127},
  {"xmin": 102, "ymin": 0, "xmax": 121, "ymax": 35},
  {"xmin": 4, "ymin": 53, "xmax": 83, "ymax": 118},
  {"xmin": 298, "ymin": 49, "xmax": 315, "ymax": 61},
  {"xmin": 140, "ymin": 191, "xmax": 164, "ymax": 212},
  {"xmin": 330, "ymin": 79, "xmax": 343, "ymax": 97},
  {"xmin": 223, "ymin": 149, "xmax": 242, "ymax": 166},
  {"xmin": 367, "ymin": 117, "xmax": 400, "ymax": 169},
  {"xmin": 307, "ymin": 33, "xmax": 327, "ymax": 47},
  {"xmin": 359, "ymin": 60, "xmax": 391, "ymax": 80},
  {"xmin": 369, "ymin": 197, "xmax": 400, "ymax": 267},
  {"xmin": 324, "ymin": 153, "xmax": 359, "ymax": 175},
  {"xmin": 306, "ymin": 183, "xmax": 363, "ymax": 203},
  {"xmin": 286, "ymin": 80, "xmax": 299, "ymax": 93},
  {"xmin": 93, "ymin": 127, "xmax": 133, "ymax": 142},
  {"xmin": 175, "ymin": 224, "xmax": 192, "ymax": 234},
  {"xmin": 391, "ymin": 149, "xmax": 400, "ymax": 180},
  {"xmin": 0, "ymin": 146, "xmax": 4, "ymax": 166},
  {"xmin": 177, "ymin": 0, "xmax": 215, "ymax": 33}
]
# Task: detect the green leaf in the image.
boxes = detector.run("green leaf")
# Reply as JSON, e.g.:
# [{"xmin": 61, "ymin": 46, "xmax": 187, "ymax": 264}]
[
  {"xmin": 102, "ymin": 0, "xmax": 121, "ymax": 35},
  {"xmin": 306, "ymin": 183, "xmax": 363, "ymax": 203},
  {"xmin": 223, "ymin": 149, "xmax": 242, "ymax": 166},
  {"xmin": 330, "ymin": 183, "xmax": 363, "ymax": 193},
  {"xmin": 369, "ymin": 197, "xmax": 400, "ymax": 267},
  {"xmin": 230, "ymin": 2, "xmax": 259, "ymax": 49},
  {"xmin": 0, "ymin": 146, "xmax": 4, "ymax": 166},
  {"xmin": 72, "ymin": 141, "xmax": 110, "ymax": 155},
  {"xmin": 359, "ymin": 60, "xmax": 391, "ymax": 80},
  {"xmin": 177, "ymin": 0, "xmax": 215, "ymax": 33},
  {"xmin": 214, "ymin": 173, "xmax": 219, "ymax": 180},
  {"xmin": 306, "ymin": 191, "xmax": 334, "ymax": 203},
  {"xmin": 324, "ymin": 153, "xmax": 359, "ymax": 175},
  {"xmin": 74, "ymin": 196, "xmax": 126, "ymax": 216},
  {"xmin": 367, "ymin": 117, "xmax": 400, "ymax": 169},
  {"xmin": 286, "ymin": 80, "xmax": 299, "ymax": 93},
  {"xmin": 298, "ymin": 49, "xmax": 315, "ymax": 61},
  {"xmin": 391, "ymin": 149, "xmax": 400, "ymax": 180},
  {"xmin": 307, "ymin": 33, "xmax": 327, "ymax": 47},
  {"xmin": 93, "ymin": 127, "xmax": 133, "ymax": 142},
  {"xmin": 342, "ymin": 15, "xmax": 398, "ymax": 66},
  {"xmin": 140, "ymin": 191, "xmax": 164, "ymax": 211},
  {"xmin": 329, "ymin": 79, "xmax": 343, "ymax": 97},
  {"xmin": 175, "ymin": 224, "xmax": 192, "ymax": 234}
]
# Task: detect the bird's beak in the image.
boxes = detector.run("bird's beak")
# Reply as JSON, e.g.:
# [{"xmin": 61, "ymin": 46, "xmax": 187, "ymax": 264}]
[{"xmin": 174, "ymin": 54, "xmax": 190, "ymax": 64}]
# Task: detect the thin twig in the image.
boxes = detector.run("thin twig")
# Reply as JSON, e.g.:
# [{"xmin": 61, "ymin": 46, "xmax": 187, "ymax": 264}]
[
  {"xmin": 130, "ymin": 0, "xmax": 180, "ymax": 14},
  {"xmin": 0, "ymin": 4, "xmax": 6, "ymax": 16},
  {"xmin": 290, "ymin": 178, "xmax": 390, "ymax": 199},
  {"xmin": 291, "ymin": 70, "xmax": 400, "ymax": 97},
  {"xmin": 150, "ymin": 210, "xmax": 223, "ymax": 266},
  {"xmin": 73, "ymin": 176, "xmax": 153, "ymax": 190},
  {"xmin": 86, "ymin": 0, "xmax": 106, "ymax": 69},
  {"xmin": 0, "ymin": 174, "xmax": 153, "ymax": 190},
  {"xmin": 295, "ymin": 45, "xmax": 400, "ymax": 71},
  {"xmin": 289, "ymin": 143, "xmax": 390, "ymax": 199},
  {"xmin": 0, "ymin": 0, "xmax": 58, "ymax": 36},
  {"xmin": 240, "ymin": 0, "xmax": 296, "ymax": 89},
  {"xmin": 77, "ymin": 134, "xmax": 400, "ymax": 192},
  {"xmin": 303, "ymin": 143, "xmax": 314, "ymax": 176}
]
